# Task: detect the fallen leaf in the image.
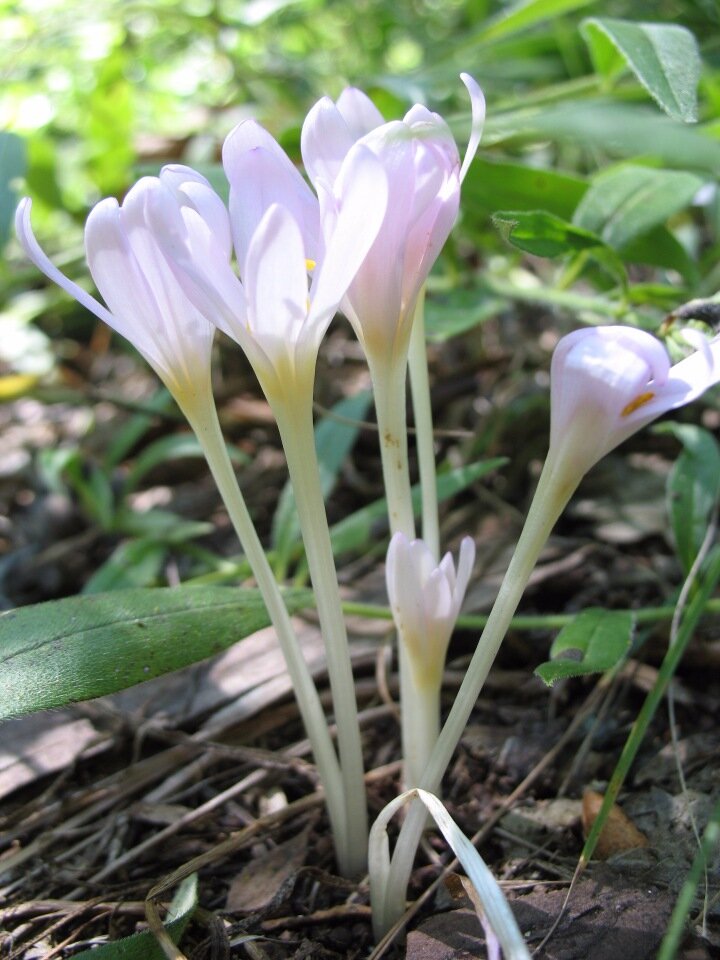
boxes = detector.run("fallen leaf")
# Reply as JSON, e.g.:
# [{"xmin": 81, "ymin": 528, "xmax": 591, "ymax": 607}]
[
  {"xmin": 225, "ymin": 825, "xmax": 311, "ymax": 914},
  {"xmin": 582, "ymin": 789, "xmax": 649, "ymax": 859}
]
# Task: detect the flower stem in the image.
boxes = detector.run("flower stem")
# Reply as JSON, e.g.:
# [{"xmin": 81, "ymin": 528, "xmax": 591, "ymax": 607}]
[
  {"xmin": 407, "ymin": 290, "xmax": 440, "ymax": 561},
  {"xmin": 367, "ymin": 353, "xmax": 415, "ymax": 540},
  {"xmin": 184, "ymin": 395, "xmax": 352, "ymax": 874},
  {"xmin": 272, "ymin": 395, "xmax": 368, "ymax": 875},
  {"xmin": 378, "ymin": 455, "xmax": 577, "ymax": 931},
  {"xmin": 401, "ymin": 672, "xmax": 440, "ymax": 789}
]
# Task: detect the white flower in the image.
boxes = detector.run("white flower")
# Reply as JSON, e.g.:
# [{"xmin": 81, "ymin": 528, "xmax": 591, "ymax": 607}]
[
  {"xmin": 548, "ymin": 325, "xmax": 720, "ymax": 487},
  {"xmin": 386, "ymin": 532, "xmax": 475, "ymax": 687},
  {"xmin": 16, "ymin": 166, "xmax": 229, "ymax": 416},
  {"xmin": 301, "ymin": 75, "xmax": 485, "ymax": 363}
]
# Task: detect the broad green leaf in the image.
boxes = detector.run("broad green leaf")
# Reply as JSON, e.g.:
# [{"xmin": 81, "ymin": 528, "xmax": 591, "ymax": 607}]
[
  {"xmin": 581, "ymin": 18, "xmax": 701, "ymax": 122},
  {"xmin": 0, "ymin": 585, "xmax": 312, "ymax": 720},
  {"xmin": 573, "ymin": 164, "xmax": 704, "ymax": 251},
  {"xmin": 329, "ymin": 459, "xmax": 506, "ymax": 559},
  {"xmin": 484, "ymin": 102, "xmax": 720, "ymax": 173},
  {"xmin": 493, "ymin": 209, "xmax": 627, "ymax": 282},
  {"xmin": 72, "ymin": 874, "xmax": 197, "ymax": 960},
  {"xmin": 535, "ymin": 609, "xmax": 633, "ymax": 685},
  {"xmin": 493, "ymin": 209, "xmax": 607, "ymax": 258},
  {"xmin": 0, "ymin": 132, "xmax": 26, "ymax": 249},
  {"xmin": 655, "ymin": 423, "xmax": 720, "ymax": 576},
  {"xmin": 475, "ymin": 0, "xmax": 597, "ymax": 44},
  {"xmin": 271, "ymin": 391, "xmax": 372, "ymax": 576},
  {"xmin": 424, "ymin": 291, "xmax": 507, "ymax": 342},
  {"xmin": 462, "ymin": 157, "xmax": 586, "ymax": 221}
]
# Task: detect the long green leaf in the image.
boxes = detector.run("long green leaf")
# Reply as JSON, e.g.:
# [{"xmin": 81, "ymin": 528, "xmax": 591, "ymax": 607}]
[
  {"xmin": 475, "ymin": 0, "xmax": 597, "ymax": 44},
  {"xmin": 71, "ymin": 874, "xmax": 198, "ymax": 960},
  {"xmin": 0, "ymin": 586, "xmax": 312, "ymax": 720},
  {"xmin": 535, "ymin": 609, "xmax": 633, "ymax": 685},
  {"xmin": 581, "ymin": 18, "xmax": 701, "ymax": 122},
  {"xmin": 573, "ymin": 164, "xmax": 704, "ymax": 250}
]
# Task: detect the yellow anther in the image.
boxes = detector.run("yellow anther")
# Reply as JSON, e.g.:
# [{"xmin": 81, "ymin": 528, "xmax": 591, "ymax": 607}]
[
  {"xmin": 621, "ymin": 391, "xmax": 655, "ymax": 417},
  {"xmin": 305, "ymin": 258, "xmax": 316, "ymax": 272}
]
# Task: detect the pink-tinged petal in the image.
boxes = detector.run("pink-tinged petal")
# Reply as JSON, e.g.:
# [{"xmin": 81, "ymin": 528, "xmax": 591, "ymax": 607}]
[
  {"xmin": 302, "ymin": 96, "xmax": 358, "ymax": 188},
  {"xmin": 244, "ymin": 204, "xmax": 308, "ymax": 349},
  {"xmin": 15, "ymin": 198, "xmax": 116, "ymax": 331},
  {"xmin": 546, "ymin": 325, "xmax": 720, "ymax": 485},
  {"xmin": 459, "ymin": 73, "xmax": 485, "ymax": 183},
  {"xmin": 335, "ymin": 87, "xmax": 384, "ymax": 138},
  {"xmin": 144, "ymin": 179, "xmax": 248, "ymax": 346},
  {"xmin": 160, "ymin": 165, "xmax": 233, "ymax": 259},
  {"xmin": 84, "ymin": 195, "xmax": 171, "ymax": 373},
  {"xmin": 454, "ymin": 537, "xmax": 476, "ymax": 607},
  {"xmin": 226, "ymin": 145, "xmax": 319, "ymax": 270},
  {"xmin": 308, "ymin": 145, "xmax": 388, "ymax": 331}
]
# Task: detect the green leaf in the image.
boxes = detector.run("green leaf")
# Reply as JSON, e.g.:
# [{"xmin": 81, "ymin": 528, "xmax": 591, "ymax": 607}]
[
  {"xmin": 581, "ymin": 18, "xmax": 701, "ymax": 122},
  {"xmin": 0, "ymin": 132, "xmax": 27, "ymax": 250},
  {"xmin": 123, "ymin": 433, "xmax": 247, "ymax": 493},
  {"xmin": 573, "ymin": 164, "xmax": 704, "ymax": 250},
  {"xmin": 329, "ymin": 459, "xmax": 506, "ymax": 559},
  {"xmin": 655, "ymin": 423, "xmax": 720, "ymax": 576},
  {"xmin": 82, "ymin": 540, "xmax": 168, "ymax": 594},
  {"xmin": 463, "ymin": 156, "xmax": 586, "ymax": 221},
  {"xmin": 424, "ymin": 291, "xmax": 507, "ymax": 342},
  {"xmin": 535, "ymin": 609, "xmax": 633, "ymax": 685},
  {"xmin": 494, "ymin": 209, "xmax": 606, "ymax": 258},
  {"xmin": 271, "ymin": 391, "xmax": 372, "ymax": 576},
  {"xmin": 0, "ymin": 585, "xmax": 312, "ymax": 720},
  {"xmin": 484, "ymin": 101, "xmax": 720, "ymax": 173},
  {"xmin": 71, "ymin": 873, "xmax": 198, "ymax": 960},
  {"xmin": 476, "ymin": 0, "xmax": 597, "ymax": 44}
]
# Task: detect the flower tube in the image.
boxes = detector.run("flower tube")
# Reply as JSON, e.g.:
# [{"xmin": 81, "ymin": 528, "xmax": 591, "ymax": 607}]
[
  {"xmin": 15, "ymin": 172, "xmax": 356, "ymax": 875},
  {"xmin": 386, "ymin": 533, "xmax": 475, "ymax": 787}
]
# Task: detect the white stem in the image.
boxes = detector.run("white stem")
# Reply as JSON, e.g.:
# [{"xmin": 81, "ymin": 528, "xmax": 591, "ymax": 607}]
[
  {"xmin": 368, "ymin": 353, "xmax": 416, "ymax": 540},
  {"xmin": 184, "ymin": 395, "xmax": 352, "ymax": 874},
  {"xmin": 273, "ymin": 396, "xmax": 368, "ymax": 875},
  {"xmin": 401, "ymin": 671, "xmax": 441, "ymax": 790},
  {"xmin": 407, "ymin": 290, "xmax": 440, "ymax": 561},
  {"xmin": 378, "ymin": 455, "xmax": 578, "ymax": 931}
]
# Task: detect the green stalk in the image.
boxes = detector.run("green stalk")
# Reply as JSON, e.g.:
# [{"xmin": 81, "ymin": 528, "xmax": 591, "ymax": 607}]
[
  {"xmin": 272, "ymin": 394, "xmax": 368, "ymax": 875},
  {"xmin": 378, "ymin": 454, "xmax": 577, "ymax": 932},
  {"xmin": 407, "ymin": 290, "xmax": 440, "ymax": 560},
  {"xmin": 183, "ymin": 395, "xmax": 351, "ymax": 874}
]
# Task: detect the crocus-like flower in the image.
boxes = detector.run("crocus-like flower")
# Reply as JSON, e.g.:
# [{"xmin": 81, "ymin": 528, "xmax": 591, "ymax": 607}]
[
  {"xmin": 301, "ymin": 75, "xmax": 485, "ymax": 364},
  {"xmin": 15, "ymin": 166, "xmax": 229, "ymax": 419},
  {"xmin": 159, "ymin": 120, "xmax": 389, "ymax": 406},
  {"xmin": 386, "ymin": 532, "xmax": 476, "ymax": 688},
  {"xmin": 548, "ymin": 325, "xmax": 720, "ymax": 491}
]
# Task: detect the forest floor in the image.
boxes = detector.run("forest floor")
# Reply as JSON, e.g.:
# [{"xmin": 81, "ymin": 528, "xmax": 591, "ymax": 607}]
[{"xmin": 0, "ymin": 310, "xmax": 719, "ymax": 959}]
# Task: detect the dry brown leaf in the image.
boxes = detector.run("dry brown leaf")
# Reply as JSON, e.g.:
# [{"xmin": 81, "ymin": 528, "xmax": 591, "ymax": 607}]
[
  {"xmin": 582, "ymin": 789, "xmax": 649, "ymax": 859},
  {"xmin": 225, "ymin": 824, "xmax": 311, "ymax": 914}
]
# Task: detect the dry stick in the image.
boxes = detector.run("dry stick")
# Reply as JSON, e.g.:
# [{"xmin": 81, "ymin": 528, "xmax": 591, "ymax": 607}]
[{"xmin": 367, "ymin": 680, "xmax": 607, "ymax": 960}]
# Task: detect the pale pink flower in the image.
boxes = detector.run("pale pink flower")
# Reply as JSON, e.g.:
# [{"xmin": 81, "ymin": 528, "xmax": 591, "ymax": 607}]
[
  {"xmin": 16, "ymin": 166, "xmax": 228, "ymax": 414},
  {"xmin": 301, "ymin": 75, "xmax": 485, "ymax": 362},
  {"xmin": 386, "ymin": 532, "xmax": 475, "ymax": 687},
  {"xmin": 548, "ymin": 325, "xmax": 720, "ymax": 485},
  {"xmin": 160, "ymin": 121, "xmax": 389, "ymax": 402}
]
